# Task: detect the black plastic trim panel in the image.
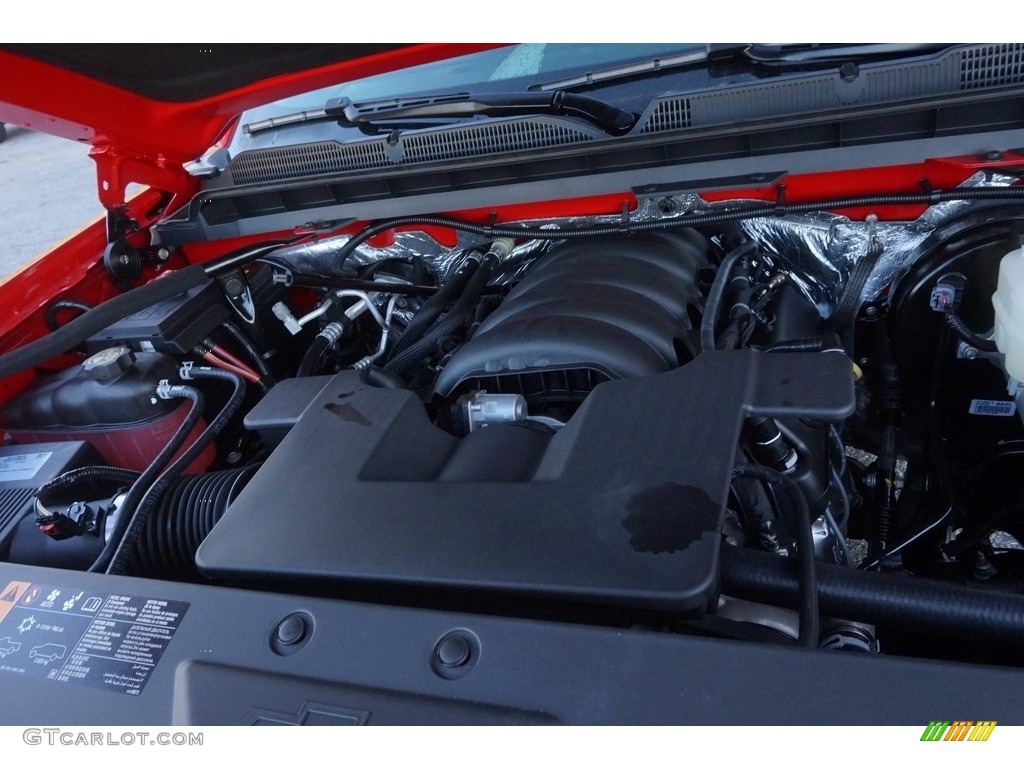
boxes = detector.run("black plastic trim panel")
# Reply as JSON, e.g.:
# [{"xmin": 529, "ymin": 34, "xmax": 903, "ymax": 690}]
[{"xmin": 1, "ymin": 561, "xmax": 1024, "ymax": 725}]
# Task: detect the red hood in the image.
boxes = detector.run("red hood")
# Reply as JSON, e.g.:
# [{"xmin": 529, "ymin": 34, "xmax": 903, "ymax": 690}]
[{"xmin": 0, "ymin": 44, "xmax": 501, "ymax": 208}]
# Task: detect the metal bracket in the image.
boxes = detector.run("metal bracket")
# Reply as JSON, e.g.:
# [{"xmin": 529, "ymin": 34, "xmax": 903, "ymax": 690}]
[{"xmin": 89, "ymin": 143, "xmax": 196, "ymax": 210}]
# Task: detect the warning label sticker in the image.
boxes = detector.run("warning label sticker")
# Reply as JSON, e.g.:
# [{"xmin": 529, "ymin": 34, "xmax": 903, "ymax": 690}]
[
  {"xmin": 0, "ymin": 580, "xmax": 188, "ymax": 696},
  {"xmin": 0, "ymin": 452, "xmax": 52, "ymax": 482}
]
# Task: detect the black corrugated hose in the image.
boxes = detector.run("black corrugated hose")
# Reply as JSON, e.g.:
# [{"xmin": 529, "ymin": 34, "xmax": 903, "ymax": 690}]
[
  {"xmin": 733, "ymin": 463, "xmax": 820, "ymax": 649},
  {"xmin": 721, "ymin": 545, "xmax": 1024, "ymax": 646},
  {"xmin": 383, "ymin": 253, "xmax": 497, "ymax": 376},
  {"xmin": 386, "ymin": 255, "xmax": 480, "ymax": 361},
  {"xmin": 86, "ymin": 385, "xmax": 205, "ymax": 573},
  {"xmin": 102, "ymin": 367, "xmax": 247, "ymax": 576},
  {"xmin": 222, "ymin": 320, "xmax": 274, "ymax": 383}
]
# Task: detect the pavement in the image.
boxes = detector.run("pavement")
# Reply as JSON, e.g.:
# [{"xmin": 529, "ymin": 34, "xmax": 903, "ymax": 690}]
[{"xmin": 0, "ymin": 125, "xmax": 104, "ymax": 280}]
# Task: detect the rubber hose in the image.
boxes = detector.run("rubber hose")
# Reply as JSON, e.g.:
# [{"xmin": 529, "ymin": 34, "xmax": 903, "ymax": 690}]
[
  {"xmin": 105, "ymin": 367, "xmax": 246, "ymax": 576},
  {"xmin": 701, "ymin": 241, "xmax": 758, "ymax": 352},
  {"xmin": 43, "ymin": 299, "xmax": 93, "ymax": 332},
  {"xmin": 733, "ymin": 463, "xmax": 820, "ymax": 649},
  {"xmin": 383, "ymin": 255, "xmax": 495, "ymax": 376},
  {"xmin": 87, "ymin": 385, "xmax": 205, "ymax": 573},
  {"xmin": 720, "ymin": 545, "xmax": 1024, "ymax": 645},
  {"xmin": 297, "ymin": 335, "xmax": 331, "ymax": 377},
  {"xmin": 387, "ymin": 256, "xmax": 479, "ymax": 360},
  {"xmin": 945, "ymin": 311, "xmax": 999, "ymax": 353},
  {"xmin": 0, "ymin": 264, "xmax": 209, "ymax": 379}
]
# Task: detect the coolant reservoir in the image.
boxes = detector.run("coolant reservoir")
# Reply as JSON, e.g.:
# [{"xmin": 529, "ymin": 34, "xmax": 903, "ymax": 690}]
[
  {"xmin": 1, "ymin": 348, "xmax": 215, "ymax": 473},
  {"xmin": 993, "ymin": 247, "xmax": 1024, "ymax": 381}
]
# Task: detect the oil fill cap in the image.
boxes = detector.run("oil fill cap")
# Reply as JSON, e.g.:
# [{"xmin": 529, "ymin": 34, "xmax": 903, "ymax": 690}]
[{"xmin": 83, "ymin": 346, "xmax": 136, "ymax": 381}]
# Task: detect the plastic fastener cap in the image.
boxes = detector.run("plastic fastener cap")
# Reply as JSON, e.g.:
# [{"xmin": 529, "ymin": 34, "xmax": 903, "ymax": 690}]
[
  {"xmin": 437, "ymin": 635, "xmax": 471, "ymax": 667},
  {"xmin": 275, "ymin": 616, "xmax": 307, "ymax": 646}
]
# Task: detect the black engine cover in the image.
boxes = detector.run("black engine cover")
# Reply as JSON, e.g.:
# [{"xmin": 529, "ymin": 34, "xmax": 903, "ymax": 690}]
[{"xmin": 197, "ymin": 352, "xmax": 853, "ymax": 612}]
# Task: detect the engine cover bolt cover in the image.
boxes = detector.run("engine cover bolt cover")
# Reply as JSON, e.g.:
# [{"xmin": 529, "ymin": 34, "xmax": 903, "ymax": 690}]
[
  {"xmin": 431, "ymin": 630, "xmax": 480, "ymax": 679},
  {"xmin": 270, "ymin": 612, "xmax": 314, "ymax": 655},
  {"xmin": 276, "ymin": 615, "xmax": 307, "ymax": 645},
  {"xmin": 437, "ymin": 635, "xmax": 471, "ymax": 667}
]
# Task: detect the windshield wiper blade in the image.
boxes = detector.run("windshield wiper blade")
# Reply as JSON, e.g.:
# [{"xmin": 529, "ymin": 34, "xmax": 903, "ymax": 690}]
[
  {"xmin": 324, "ymin": 91, "xmax": 637, "ymax": 135},
  {"xmin": 743, "ymin": 43, "xmax": 949, "ymax": 65},
  {"xmin": 533, "ymin": 46, "xmax": 719, "ymax": 91}
]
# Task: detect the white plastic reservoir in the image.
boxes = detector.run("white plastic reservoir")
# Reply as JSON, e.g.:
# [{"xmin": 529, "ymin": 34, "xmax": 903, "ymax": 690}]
[{"xmin": 993, "ymin": 246, "xmax": 1024, "ymax": 381}]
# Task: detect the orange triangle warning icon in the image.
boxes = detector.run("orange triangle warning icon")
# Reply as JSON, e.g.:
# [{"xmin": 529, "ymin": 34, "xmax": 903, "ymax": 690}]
[{"xmin": 0, "ymin": 582, "xmax": 29, "ymax": 622}]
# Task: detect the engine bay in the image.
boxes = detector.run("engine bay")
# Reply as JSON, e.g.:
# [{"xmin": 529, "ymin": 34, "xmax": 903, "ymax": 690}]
[{"xmin": 2, "ymin": 170, "xmax": 1024, "ymax": 677}]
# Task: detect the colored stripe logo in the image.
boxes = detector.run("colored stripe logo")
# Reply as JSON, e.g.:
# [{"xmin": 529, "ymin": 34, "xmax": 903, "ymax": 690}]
[{"xmin": 921, "ymin": 721, "xmax": 996, "ymax": 741}]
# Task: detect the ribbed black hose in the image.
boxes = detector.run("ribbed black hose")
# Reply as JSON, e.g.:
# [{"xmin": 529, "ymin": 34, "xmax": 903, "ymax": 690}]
[
  {"xmin": 133, "ymin": 465, "xmax": 259, "ymax": 580},
  {"xmin": 43, "ymin": 299, "xmax": 93, "ymax": 331},
  {"xmin": 332, "ymin": 186, "xmax": 1024, "ymax": 273},
  {"xmin": 297, "ymin": 335, "xmax": 331, "ymax": 377},
  {"xmin": 222, "ymin": 320, "xmax": 274, "ymax": 382},
  {"xmin": 733, "ymin": 463, "xmax": 819, "ymax": 648},
  {"xmin": 701, "ymin": 241, "xmax": 758, "ymax": 352},
  {"xmin": 721, "ymin": 545, "xmax": 1024, "ymax": 645},
  {"xmin": 87, "ymin": 385, "xmax": 205, "ymax": 573},
  {"xmin": 104, "ymin": 367, "xmax": 247, "ymax": 576},
  {"xmin": 945, "ymin": 311, "xmax": 999, "ymax": 353},
  {"xmin": 387, "ymin": 256, "xmax": 479, "ymax": 361},
  {"xmin": 383, "ymin": 255, "xmax": 496, "ymax": 376}
]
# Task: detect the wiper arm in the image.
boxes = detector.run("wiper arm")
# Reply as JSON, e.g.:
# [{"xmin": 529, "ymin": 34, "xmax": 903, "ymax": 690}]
[
  {"xmin": 243, "ymin": 108, "xmax": 330, "ymax": 135},
  {"xmin": 324, "ymin": 91, "xmax": 637, "ymax": 135}
]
